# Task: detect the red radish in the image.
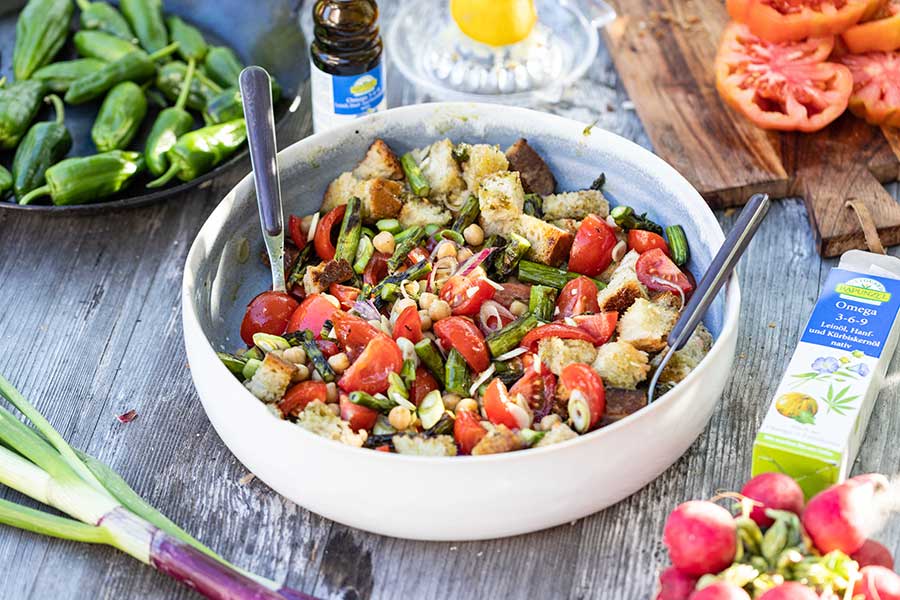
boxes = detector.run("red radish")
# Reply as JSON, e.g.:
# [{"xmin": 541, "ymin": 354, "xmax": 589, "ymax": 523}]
[
  {"xmin": 757, "ymin": 582, "xmax": 818, "ymax": 600},
  {"xmin": 663, "ymin": 501, "xmax": 737, "ymax": 576},
  {"xmin": 740, "ymin": 472, "xmax": 805, "ymax": 528},
  {"xmin": 801, "ymin": 474, "xmax": 888, "ymax": 554},
  {"xmin": 853, "ymin": 566, "xmax": 900, "ymax": 600},
  {"xmin": 689, "ymin": 582, "xmax": 750, "ymax": 599},
  {"xmin": 656, "ymin": 567, "xmax": 698, "ymax": 600},
  {"xmin": 852, "ymin": 539, "xmax": 895, "ymax": 570}
]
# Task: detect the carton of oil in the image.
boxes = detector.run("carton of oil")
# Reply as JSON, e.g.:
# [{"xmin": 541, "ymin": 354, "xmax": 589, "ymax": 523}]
[{"xmin": 752, "ymin": 250, "xmax": 900, "ymax": 498}]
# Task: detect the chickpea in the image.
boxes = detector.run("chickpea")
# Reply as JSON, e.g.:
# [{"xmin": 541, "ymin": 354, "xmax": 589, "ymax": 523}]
[
  {"xmin": 311, "ymin": 369, "xmax": 324, "ymax": 382},
  {"xmin": 327, "ymin": 403, "xmax": 341, "ymax": 416},
  {"xmin": 463, "ymin": 223, "xmax": 484, "ymax": 246},
  {"xmin": 509, "ymin": 300, "xmax": 528, "ymax": 317},
  {"xmin": 373, "ymin": 231, "xmax": 395, "ymax": 254},
  {"xmin": 456, "ymin": 398, "xmax": 479, "ymax": 414},
  {"xmin": 442, "ymin": 393, "xmax": 461, "ymax": 411},
  {"xmin": 283, "ymin": 346, "xmax": 306, "ymax": 365},
  {"xmin": 294, "ymin": 364, "xmax": 310, "ymax": 382},
  {"xmin": 436, "ymin": 241, "xmax": 457, "ymax": 259},
  {"xmin": 418, "ymin": 292, "xmax": 438, "ymax": 310},
  {"xmin": 539, "ymin": 414, "xmax": 562, "ymax": 432},
  {"xmin": 457, "ymin": 247, "xmax": 473, "ymax": 262},
  {"xmin": 418, "ymin": 310, "xmax": 433, "ymax": 331},
  {"xmin": 325, "ymin": 382, "xmax": 338, "ymax": 403},
  {"xmin": 328, "ymin": 352, "xmax": 350, "ymax": 374},
  {"xmin": 388, "ymin": 406, "xmax": 412, "ymax": 430},
  {"xmin": 428, "ymin": 299, "xmax": 452, "ymax": 322},
  {"xmin": 393, "ymin": 297, "xmax": 418, "ymax": 317}
]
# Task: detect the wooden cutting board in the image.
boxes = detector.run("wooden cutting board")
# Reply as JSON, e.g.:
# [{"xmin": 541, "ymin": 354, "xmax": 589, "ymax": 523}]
[{"xmin": 602, "ymin": 0, "xmax": 900, "ymax": 257}]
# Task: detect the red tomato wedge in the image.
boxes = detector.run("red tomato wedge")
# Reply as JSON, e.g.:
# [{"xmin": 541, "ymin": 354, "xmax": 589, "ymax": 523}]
[
  {"xmin": 332, "ymin": 310, "xmax": 386, "ymax": 360},
  {"xmin": 560, "ymin": 364, "xmax": 606, "ymax": 433},
  {"xmin": 509, "ymin": 367, "xmax": 557, "ymax": 413},
  {"xmin": 568, "ymin": 214, "xmax": 618, "ymax": 277},
  {"xmin": 240, "ymin": 291, "xmax": 299, "ymax": 346},
  {"xmin": 636, "ymin": 248, "xmax": 694, "ymax": 295},
  {"xmin": 843, "ymin": 1, "xmax": 900, "ymax": 52},
  {"xmin": 628, "ymin": 230, "xmax": 670, "ymax": 255},
  {"xmin": 840, "ymin": 51, "xmax": 900, "ymax": 127},
  {"xmin": 285, "ymin": 293, "xmax": 337, "ymax": 337},
  {"xmin": 277, "ymin": 381, "xmax": 327, "ymax": 417},
  {"xmin": 727, "ymin": 0, "xmax": 875, "ymax": 42},
  {"xmin": 328, "ymin": 283, "xmax": 360, "ymax": 310},
  {"xmin": 454, "ymin": 409, "xmax": 487, "ymax": 455},
  {"xmin": 520, "ymin": 323, "xmax": 597, "ymax": 349},
  {"xmin": 572, "ymin": 313, "xmax": 619, "ymax": 345},
  {"xmin": 313, "ymin": 205, "xmax": 345, "ymax": 262},
  {"xmin": 483, "ymin": 378, "xmax": 532, "ymax": 430},
  {"xmin": 439, "ymin": 274, "xmax": 497, "ymax": 316},
  {"xmin": 338, "ymin": 336, "xmax": 403, "ymax": 395},
  {"xmin": 555, "ymin": 276, "xmax": 601, "ymax": 319},
  {"xmin": 715, "ymin": 23, "xmax": 852, "ymax": 132},
  {"xmin": 393, "ymin": 305, "xmax": 424, "ymax": 343},
  {"xmin": 433, "ymin": 316, "xmax": 491, "ymax": 373},
  {"xmin": 288, "ymin": 214, "xmax": 307, "ymax": 250},
  {"xmin": 340, "ymin": 394, "xmax": 378, "ymax": 431},
  {"xmin": 411, "ymin": 366, "xmax": 439, "ymax": 405},
  {"xmin": 363, "ymin": 252, "xmax": 389, "ymax": 286}
]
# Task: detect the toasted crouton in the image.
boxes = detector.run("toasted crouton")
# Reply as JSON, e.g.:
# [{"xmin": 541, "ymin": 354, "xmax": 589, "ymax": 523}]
[
  {"xmin": 296, "ymin": 401, "xmax": 367, "ymax": 447},
  {"xmin": 598, "ymin": 248, "xmax": 638, "ymax": 283},
  {"xmin": 477, "ymin": 171, "xmax": 525, "ymax": 237},
  {"xmin": 505, "ymin": 138, "xmax": 556, "ymax": 195},
  {"xmin": 542, "ymin": 190, "xmax": 609, "ymax": 221},
  {"xmin": 399, "ymin": 198, "xmax": 452, "ymax": 228},
  {"xmin": 462, "ymin": 144, "xmax": 509, "ymax": 191},
  {"xmin": 537, "ymin": 337, "xmax": 598, "ymax": 376},
  {"xmin": 355, "ymin": 178, "xmax": 404, "ymax": 222},
  {"xmin": 472, "ymin": 424, "xmax": 524, "ymax": 455},
  {"xmin": 393, "ymin": 434, "xmax": 458, "ymax": 456},
  {"xmin": 515, "ymin": 214, "xmax": 573, "ymax": 267},
  {"xmin": 352, "ymin": 139, "xmax": 404, "ymax": 180},
  {"xmin": 535, "ymin": 422, "xmax": 578, "ymax": 447},
  {"xmin": 617, "ymin": 297, "xmax": 678, "ymax": 353},
  {"xmin": 597, "ymin": 254, "xmax": 648, "ymax": 313},
  {"xmin": 303, "ymin": 259, "xmax": 354, "ymax": 295},
  {"xmin": 549, "ymin": 218, "xmax": 581, "ymax": 235},
  {"xmin": 245, "ymin": 353, "xmax": 296, "ymax": 403},
  {"xmin": 652, "ymin": 291, "xmax": 683, "ymax": 313},
  {"xmin": 322, "ymin": 171, "xmax": 359, "ymax": 213},
  {"xmin": 653, "ymin": 323, "xmax": 713, "ymax": 385},
  {"xmin": 592, "ymin": 341, "xmax": 650, "ymax": 390},
  {"xmin": 419, "ymin": 139, "xmax": 465, "ymax": 199}
]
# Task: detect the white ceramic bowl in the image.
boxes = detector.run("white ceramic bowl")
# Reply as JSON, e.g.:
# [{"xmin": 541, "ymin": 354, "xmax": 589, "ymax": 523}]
[{"xmin": 182, "ymin": 102, "xmax": 740, "ymax": 541}]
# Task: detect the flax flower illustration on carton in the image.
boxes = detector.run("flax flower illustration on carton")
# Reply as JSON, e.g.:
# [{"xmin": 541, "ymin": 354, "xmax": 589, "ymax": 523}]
[{"xmin": 790, "ymin": 350, "xmax": 867, "ymax": 387}]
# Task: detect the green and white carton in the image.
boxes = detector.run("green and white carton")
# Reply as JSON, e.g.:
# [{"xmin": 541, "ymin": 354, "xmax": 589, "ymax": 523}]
[{"xmin": 752, "ymin": 250, "xmax": 900, "ymax": 498}]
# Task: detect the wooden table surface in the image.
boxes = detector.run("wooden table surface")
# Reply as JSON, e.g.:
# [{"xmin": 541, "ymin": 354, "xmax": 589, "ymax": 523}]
[{"xmin": 2, "ymin": 3, "xmax": 900, "ymax": 599}]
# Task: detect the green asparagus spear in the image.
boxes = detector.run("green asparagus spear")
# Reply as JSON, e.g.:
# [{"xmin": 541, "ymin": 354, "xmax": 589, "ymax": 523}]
[
  {"xmin": 528, "ymin": 285, "xmax": 557, "ymax": 322},
  {"xmin": 486, "ymin": 313, "xmax": 540, "ymax": 357},
  {"xmin": 300, "ymin": 330, "xmax": 335, "ymax": 383},
  {"xmin": 445, "ymin": 348, "xmax": 470, "ymax": 396},
  {"xmin": 451, "ymin": 194, "xmax": 480, "ymax": 232},
  {"xmin": 334, "ymin": 196, "xmax": 361, "ymax": 264},
  {"xmin": 348, "ymin": 391, "xmax": 395, "ymax": 413},
  {"xmin": 517, "ymin": 261, "xmax": 606, "ymax": 291},
  {"xmin": 523, "ymin": 193, "xmax": 542, "ymax": 217},
  {"xmin": 609, "ymin": 205, "xmax": 664, "ymax": 235},
  {"xmin": 387, "ymin": 226, "xmax": 425, "ymax": 272},
  {"xmin": 400, "ymin": 152, "xmax": 430, "ymax": 197},
  {"xmin": 414, "ymin": 339, "xmax": 446, "ymax": 386},
  {"xmin": 492, "ymin": 233, "xmax": 531, "ymax": 280},
  {"xmin": 371, "ymin": 259, "xmax": 432, "ymax": 308}
]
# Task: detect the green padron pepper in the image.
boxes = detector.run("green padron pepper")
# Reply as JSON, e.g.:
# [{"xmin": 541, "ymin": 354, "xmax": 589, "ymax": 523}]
[
  {"xmin": 13, "ymin": 95, "xmax": 72, "ymax": 200},
  {"xmin": 92, "ymin": 81, "xmax": 148, "ymax": 152},
  {"xmin": 76, "ymin": 0, "xmax": 135, "ymax": 40},
  {"xmin": 65, "ymin": 43, "xmax": 178, "ymax": 104},
  {"xmin": 18, "ymin": 150, "xmax": 145, "ymax": 206},
  {"xmin": 0, "ymin": 166, "xmax": 12, "ymax": 197},
  {"xmin": 167, "ymin": 16, "xmax": 207, "ymax": 62},
  {"xmin": 32, "ymin": 59, "xmax": 107, "ymax": 93},
  {"xmin": 120, "ymin": 0, "xmax": 168, "ymax": 54},
  {"xmin": 74, "ymin": 30, "xmax": 139, "ymax": 62},
  {"xmin": 156, "ymin": 60, "xmax": 221, "ymax": 111},
  {"xmin": 204, "ymin": 45, "xmax": 282, "ymax": 98},
  {"xmin": 145, "ymin": 59, "xmax": 197, "ymax": 176},
  {"xmin": 147, "ymin": 119, "xmax": 246, "ymax": 188},
  {"xmin": 0, "ymin": 80, "xmax": 47, "ymax": 150},
  {"xmin": 204, "ymin": 82, "xmax": 281, "ymax": 125},
  {"xmin": 13, "ymin": 0, "xmax": 74, "ymax": 81}
]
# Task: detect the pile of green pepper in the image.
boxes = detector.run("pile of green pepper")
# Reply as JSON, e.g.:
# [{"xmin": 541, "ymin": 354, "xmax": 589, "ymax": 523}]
[{"xmin": 1, "ymin": 0, "xmax": 281, "ymax": 206}]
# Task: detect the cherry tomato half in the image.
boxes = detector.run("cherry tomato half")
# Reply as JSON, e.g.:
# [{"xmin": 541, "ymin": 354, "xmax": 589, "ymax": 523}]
[
  {"xmin": 277, "ymin": 381, "xmax": 327, "ymax": 418},
  {"xmin": 727, "ymin": 0, "xmax": 875, "ymax": 42},
  {"xmin": 340, "ymin": 394, "xmax": 378, "ymax": 432},
  {"xmin": 433, "ymin": 316, "xmax": 491, "ymax": 373},
  {"xmin": 411, "ymin": 366, "xmax": 439, "ymax": 406},
  {"xmin": 288, "ymin": 214, "xmax": 307, "ymax": 250},
  {"xmin": 568, "ymin": 214, "xmax": 618, "ymax": 277},
  {"xmin": 572, "ymin": 313, "xmax": 619, "ymax": 346},
  {"xmin": 509, "ymin": 367, "xmax": 557, "ymax": 413},
  {"xmin": 285, "ymin": 294, "xmax": 337, "ymax": 337},
  {"xmin": 329, "ymin": 283, "xmax": 361, "ymax": 311},
  {"xmin": 332, "ymin": 310, "xmax": 386, "ymax": 360},
  {"xmin": 519, "ymin": 323, "xmax": 597, "ymax": 350},
  {"xmin": 840, "ymin": 51, "xmax": 900, "ymax": 127},
  {"xmin": 556, "ymin": 276, "xmax": 601, "ymax": 319},
  {"xmin": 560, "ymin": 363, "xmax": 606, "ymax": 433},
  {"xmin": 628, "ymin": 230, "xmax": 670, "ymax": 255},
  {"xmin": 439, "ymin": 274, "xmax": 497, "ymax": 316},
  {"xmin": 393, "ymin": 305, "xmax": 423, "ymax": 343},
  {"xmin": 338, "ymin": 335, "xmax": 403, "ymax": 395},
  {"xmin": 240, "ymin": 291, "xmax": 299, "ymax": 346},
  {"xmin": 314, "ymin": 205, "xmax": 345, "ymax": 262},
  {"xmin": 636, "ymin": 248, "xmax": 693, "ymax": 294},
  {"xmin": 483, "ymin": 378, "xmax": 530, "ymax": 429},
  {"xmin": 454, "ymin": 409, "xmax": 487, "ymax": 455}
]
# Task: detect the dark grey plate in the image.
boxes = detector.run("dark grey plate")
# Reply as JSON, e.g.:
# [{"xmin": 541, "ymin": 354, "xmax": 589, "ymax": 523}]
[{"xmin": 0, "ymin": 0, "xmax": 310, "ymax": 214}]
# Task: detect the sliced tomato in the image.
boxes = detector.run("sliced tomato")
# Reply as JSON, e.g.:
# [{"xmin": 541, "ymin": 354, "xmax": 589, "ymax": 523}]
[
  {"xmin": 727, "ymin": 0, "xmax": 875, "ymax": 42},
  {"xmin": 483, "ymin": 378, "xmax": 532, "ymax": 430},
  {"xmin": 628, "ymin": 230, "xmax": 670, "ymax": 255},
  {"xmin": 277, "ymin": 381, "xmax": 327, "ymax": 417},
  {"xmin": 509, "ymin": 366, "xmax": 557, "ymax": 413},
  {"xmin": 636, "ymin": 248, "xmax": 693, "ymax": 294},
  {"xmin": 332, "ymin": 310, "xmax": 386, "ymax": 360},
  {"xmin": 555, "ymin": 276, "xmax": 601, "ymax": 319},
  {"xmin": 288, "ymin": 214, "xmax": 307, "ymax": 250},
  {"xmin": 363, "ymin": 252, "xmax": 389, "ymax": 286},
  {"xmin": 715, "ymin": 23, "xmax": 852, "ymax": 132},
  {"xmin": 328, "ymin": 283, "xmax": 360, "ymax": 310},
  {"xmin": 520, "ymin": 323, "xmax": 597, "ymax": 350},
  {"xmin": 317, "ymin": 339, "xmax": 340, "ymax": 357},
  {"xmin": 433, "ymin": 316, "xmax": 491, "ymax": 373},
  {"xmin": 572, "ymin": 313, "xmax": 619, "ymax": 345},
  {"xmin": 843, "ymin": 1, "xmax": 900, "ymax": 52},
  {"xmin": 338, "ymin": 335, "xmax": 403, "ymax": 395},
  {"xmin": 410, "ymin": 366, "xmax": 439, "ymax": 405},
  {"xmin": 393, "ymin": 305, "xmax": 424, "ymax": 343},
  {"xmin": 840, "ymin": 51, "xmax": 900, "ymax": 127},
  {"xmin": 568, "ymin": 214, "xmax": 618, "ymax": 277},
  {"xmin": 340, "ymin": 394, "xmax": 378, "ymax": 431},
  {"xmin": 374, "ymin": 444, "xmax": 391, "ymax": 452},
  {"xmin": 454, "ymin": 409, "xmax": 487, "ymax": 455},
  {"xmin": 314, "ymin": 205, "xmax": 345, "ymax": 262},
  {"xmin": 240, "ymin": 291, "xmax": 300, "ymax": 346},
  {"xmin": 439, "ymin": 274, "xmax": 497, "ymax": 316},
  {"xmin": 559, "ymin": 363, "xmax": 606, "ymax": 433},
  {"xmin": 285, "ymin": 294, "xmax": 337, "ymax": 337}
]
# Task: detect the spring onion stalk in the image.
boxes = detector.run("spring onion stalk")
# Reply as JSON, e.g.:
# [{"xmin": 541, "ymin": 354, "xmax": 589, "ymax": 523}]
[
  {"xmin": 353, "ymin": 235, "xmax": 374, "ymax": 275},
  {"xmin": 242, "ymin": 358, "xmax": 261, "ymax": 380},
  {"xmin": 436, "ymin": 229, "xmax": 465, "ymax": 245},
  {"xmin": 375, "ymin": 218, "xmax": 401, "ymax": 234},
  {"xmin": 400, "ymin": 153, "xmax": 430, "ymax": 196},
  {"xmin": 451, "ymin": 194, "xmax": 479, "ymax": 233},
  {"xmin": 485, "ymin": 313, "xmax": 540, "ymax": 357},
  {"xmin": 217, "ymin": 352, "xmax": 247, "ymax": 375},
  {"xmin": 414, "ymin": 339, "xmax": 446, "ymax": 386},
  {"xmin": 665, "ymin": 224, "xmax": 690, "ymax": 266},
  {"xmin": 517, "ymin": 261, "xmax": 606, "ymax": 291},
  {"xmin": 528, "ymin": 285, "xmax": 557, "ymax": 322},
  {"xmin": 417, "ymin": 390, "xmax": 444, "ymax": 430},
  {"xmin": 424, "ymin": 223, "xmax": 440, "ymax": 236},
  {"xmin": 333, "ymin": 196, "xmax": 361, "ymax": 264},
  {"xmin": 444, "ymin": 349, "xmax": 470, "ymax": 396},
  {"xmin": 0, "ymin": 374, "xmax": 318, "ymax": 600}
]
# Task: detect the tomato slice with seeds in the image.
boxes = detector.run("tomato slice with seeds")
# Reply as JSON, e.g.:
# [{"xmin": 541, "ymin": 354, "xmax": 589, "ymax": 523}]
[
  {"xmin": 559, "ymin": 363, "xmax": 606, "ymax": 434},
  {"xmin": 628, "ymin": 230, "xmax": 670, "ymax": 255},
  {"xmin": 843, "ymin": 1, "xmax": 900, "ymax": 52},
  {"xmin": 328, "ymin": 283, "xmax": 360, "ymax": 311},
  {"xmin": 338, "ymin": 335, "xmax": 403, "ymax": 395},
  {"xmin": 439, "ymin": 274, "xmax": 497, "ymax": 316},
  {"xmin": 340, "ymin": 394, "xmax": 378, "ymax": 432},
  {"xmin": 715, "ymin": 23, "xmax": 852, "ymax": 132},
  {"xmin": 410, "ymin": 366, "xmax": 439, "ymax": 405},
  {"xmin": 636, "ymin": 248, "xmax": 693, "ymax": 294},
  {"xmin": 555, "ymin": 276, "xmax": 600, "ymax": 319},
  {"xmin": 454, "ymin": 409, "xmax": 487, "ymax": 455},
  {"xmin": 363, "ymin": 252, "xmax": 389, "ymax": 286},
  {"xmin": 509, "ymin": 367, "xmax": 557, "ymax": 413},
  {"xmin": 240, "ymin": 291, "xmax": 299, "ymax": 346},
  {"xmin": 278, "ymin": 381, "xmax": 328, "ymax": 417},
  {"xmin": 433, "ymin": 316, "xmax": 491, "ymax": 373},
  {"xmin": 314, "ymin": 205, "xmax": 345, "ymax": 262},
  {"xmin": 332, "ymin": 310, "xmax": 386, "ymax": 360},
  {"xmin": 568, "ymin": 214, "xmax": 618, "ymax": 277},
  {"xmin": 483, "ymin": 378, "xmax": 532, "ymax": 430},
  {"xmin": 285, "ymin": 293, "xmax": 337, "ymax": 337},
  {"xmin": 393, "ymin": 304, "xmax": 423, "ymax": 343},
  {"xmin": 572, "ymin": 313, "xmax": 619, "ymax": 346},
  {"xmin": 840, "ymin": 51, "xmax": 900, "ymax": 127},
  {"xmin": 727, "ymin": 0, "xmax": 876, "ymax": 42}
]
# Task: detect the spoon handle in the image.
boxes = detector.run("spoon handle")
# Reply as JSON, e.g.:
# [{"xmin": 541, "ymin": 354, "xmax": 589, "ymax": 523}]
[{"xmin": 240, "ymin": 66, "xmax": 285, "ymax": 293}]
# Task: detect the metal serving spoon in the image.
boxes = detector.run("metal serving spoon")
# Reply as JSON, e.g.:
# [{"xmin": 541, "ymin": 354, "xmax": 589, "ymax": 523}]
[
  {"xmin": 647, "ymin": 193, "xmax": 772, "ymax": 404},
  {"xmin": 240, "ymin": 66, "xmax": 286, "ymax": 293}
]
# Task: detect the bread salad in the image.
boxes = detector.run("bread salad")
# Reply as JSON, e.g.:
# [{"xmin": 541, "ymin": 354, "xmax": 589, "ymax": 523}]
[{"xmin": 219, "ymin": 137, "xmax": 713, "ymax": 456}]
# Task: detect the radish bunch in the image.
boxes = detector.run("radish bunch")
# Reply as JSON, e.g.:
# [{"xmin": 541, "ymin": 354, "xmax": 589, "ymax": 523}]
[{"xmin": 656, "ymin": 473, "xmax": 900, "ymax": 599}]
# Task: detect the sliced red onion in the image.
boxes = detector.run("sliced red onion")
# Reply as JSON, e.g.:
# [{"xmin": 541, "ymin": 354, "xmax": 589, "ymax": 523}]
[
  {"xmin": 483, "ymin": 278, "xmax": 504, "ymax": 291},
  {"xmin": 455, "ymin": 247, "xmax": 494, "ymax": 277},
  {"xmin": 351, "ymin": 299, "xmax": 381, "ymax": 322},
  {"xmin": 429, "ymin": 239, "xmax": 455, "ymax": 261},
  {"xmin": 306, "ymin": 212, "xmax": 320, "ymax": 242},
  {"xmin": 477, "ymin": 300, "xmax": 514, "ymax": 336},
  {"xmin": 649, "ymin": 276, "xmax": 686, "ymax": 309},
  {"xmin": 506, "ymin": 396, "xmax": 533, "ymax": 430},
  {"xmin": 493, "ymin": 347, "xmax": 528, "ymax": 362},
  {"xmin": 469, "ymin": 364, "xmax": 496, "ymax": 397},
  {"xmin": 116, "ymin": 410, "xmax": 137, "ymax": 423}
]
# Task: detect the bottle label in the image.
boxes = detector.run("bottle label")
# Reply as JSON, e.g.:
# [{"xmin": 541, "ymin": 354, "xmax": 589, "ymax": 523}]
[{"xmin": 311, "ymin": 62, "xmax": 387, "ymax": 133}]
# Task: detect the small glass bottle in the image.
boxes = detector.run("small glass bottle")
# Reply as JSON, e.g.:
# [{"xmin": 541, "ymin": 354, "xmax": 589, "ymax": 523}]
[{"xmin": 309, "ymin": 0, "xmax": 386, "ymax": 133}]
